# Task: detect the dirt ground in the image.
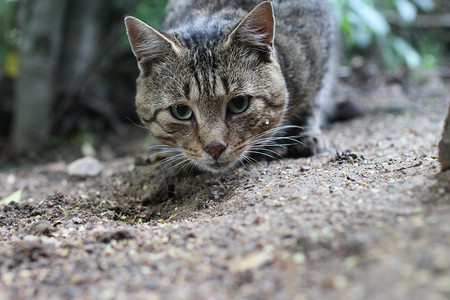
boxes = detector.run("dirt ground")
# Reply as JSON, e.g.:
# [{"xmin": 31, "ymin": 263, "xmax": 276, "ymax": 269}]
[{"xmin": 1, "ymin": 72, "xmax": 450, "ymax": 300}]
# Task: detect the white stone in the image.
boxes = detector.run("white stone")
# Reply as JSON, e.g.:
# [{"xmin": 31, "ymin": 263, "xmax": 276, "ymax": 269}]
[{"xmin": 67, "ymin": 157, "xmax": 103, "ymax": 177}]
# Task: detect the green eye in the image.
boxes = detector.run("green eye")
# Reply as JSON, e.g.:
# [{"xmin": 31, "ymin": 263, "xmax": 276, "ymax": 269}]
[
  {"xmin": 170, "ymin": 105, "xmax": 193, "ymax": 120},
  {"xmin": 228, "ymin": 96, "xmax": 250, "ymax": 114}
]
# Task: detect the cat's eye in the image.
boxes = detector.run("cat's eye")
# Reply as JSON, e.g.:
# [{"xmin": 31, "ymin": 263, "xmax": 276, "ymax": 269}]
[
  {"xmin": 228, "ymin": 96, "xmax": 250, "ymax": 114},
  {"xmin": 170, "ymin": 105, "xmax": 193, "ymax": 120}
]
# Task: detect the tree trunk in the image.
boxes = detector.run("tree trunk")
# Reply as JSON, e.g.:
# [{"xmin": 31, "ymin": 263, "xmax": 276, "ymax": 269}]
[
  {"xmin": 57, "ymin": 0, "xmax": 105, "ymax": 94},
  {"xmin": 11, "ymin": 0, "xmax": 68, "ymax": 153},
  {"xmin": 10, "ymin": 0, "xmax": 112, "ymax": 154},
  {"xmin": 439, "ymin": 105, "xmax": 450, "ymax": 171}
]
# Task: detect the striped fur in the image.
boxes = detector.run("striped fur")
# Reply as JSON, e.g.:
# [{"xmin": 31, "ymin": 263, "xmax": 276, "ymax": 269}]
[{"xmin": 125, "ymin": 0, "xmax": 336, "ymax": 173}]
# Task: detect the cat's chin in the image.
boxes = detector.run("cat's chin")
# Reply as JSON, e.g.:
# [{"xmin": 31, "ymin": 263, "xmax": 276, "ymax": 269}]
[{"xmin": 199, "ymin": 161, "xmax": 237, "ymax": 174}]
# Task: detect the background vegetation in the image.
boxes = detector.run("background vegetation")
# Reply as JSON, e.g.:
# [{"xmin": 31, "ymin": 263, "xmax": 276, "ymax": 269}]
[
  {"xmin": 0, "ymin": 0, "xmax": 448, "ymax": 159},
  {"xmin": 332, "ymin": 0, "xmax": 448, "ymax": 68}
]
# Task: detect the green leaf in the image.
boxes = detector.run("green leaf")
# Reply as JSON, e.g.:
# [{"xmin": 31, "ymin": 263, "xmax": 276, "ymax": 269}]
[
  {"xmin": 350, "ymin": 17, "xmax": 373, "ymax": 47},
  {"xmin": 348, "ymin": 0, "xmax": 390, "ymax": 36},
  {"xmin": 422, "ymin": 53, "xmax": 437, "ymax": 69},
  {"xmin": 411, "ymin": 0, "xmax": 435, "ymax": 12},
  {"xmin": 392, "ymin": 37, "xmax": 421, "ymax": 68},
  {"xmin": 1, "ymin": 189, "xmax": 22, "ymax": 205},
  {"xmin": 395, "ymin": 0, "xmax": 417, "ymax": 23}
]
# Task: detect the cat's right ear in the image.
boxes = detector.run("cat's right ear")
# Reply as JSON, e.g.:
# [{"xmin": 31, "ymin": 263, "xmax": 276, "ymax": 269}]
[{"xmin": 124, "ymin": 16, "xmax": 181, "ymax": 70}]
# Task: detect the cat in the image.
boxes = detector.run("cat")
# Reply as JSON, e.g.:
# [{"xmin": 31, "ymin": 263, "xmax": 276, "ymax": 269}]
[{"xmin": 125, "ymin": 0, "xmax": 340, "ymax": 174}]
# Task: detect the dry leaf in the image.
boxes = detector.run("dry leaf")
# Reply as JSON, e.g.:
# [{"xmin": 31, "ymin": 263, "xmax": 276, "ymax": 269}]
[{"xmin": 1, "ymin": 189, "xmax": 23, "ymax": 205}]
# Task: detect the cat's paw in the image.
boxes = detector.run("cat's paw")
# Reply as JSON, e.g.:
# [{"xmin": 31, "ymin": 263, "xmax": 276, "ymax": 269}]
[{"xmin": 288, "ymin": 131, "xmax": 330, "ymax": 158}]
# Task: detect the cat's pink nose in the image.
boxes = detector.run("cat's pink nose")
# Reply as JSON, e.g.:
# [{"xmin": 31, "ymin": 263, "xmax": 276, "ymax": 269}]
[{"xmin": 203, "ymin": 142, "xmax": 227, "ymax": 160}]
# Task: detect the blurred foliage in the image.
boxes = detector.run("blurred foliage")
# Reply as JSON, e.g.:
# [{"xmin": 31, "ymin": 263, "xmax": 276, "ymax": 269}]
[
  {"xmin": 0, "ymin": 0, "xmax": 18, "ymax": 78},
  {"xmin": 0, "ymin": 0, "xmax": 169, "ymax": 76},
  {"xmin": 112, "ymin": 0, "xmax": 167, "ymax": 29},
  {"xmin": 4, "ymin": 51, "xmax": 18, "ymax": 78},
  {"xmin": 0, "ymin": 0, "xmax": 447, "ymax": 73},
  {"xmin": 133, "ymin": 0, "xmax": 168, "ymax": 28},
  {"xmin": 418, "ymin": 34, "xmax": 446, "ymax": 68},
  {"xmin": 331, "ymin": 0, "xmax": 442, "ymax": 69},
  {"xmin": 118, "ymin": 0, "xmax": 168, "ymax": 50}
]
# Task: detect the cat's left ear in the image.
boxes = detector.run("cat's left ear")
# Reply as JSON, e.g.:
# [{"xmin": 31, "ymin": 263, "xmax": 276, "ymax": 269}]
[{"xmin": 226, "ymin": 1, "xmax": 275, "ymax": 54}]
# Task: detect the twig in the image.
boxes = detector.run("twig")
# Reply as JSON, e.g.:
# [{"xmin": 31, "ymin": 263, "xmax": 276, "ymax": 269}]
[{"xmin": 394, "ymin": 161, "xmax": 423, "ymax": 172}]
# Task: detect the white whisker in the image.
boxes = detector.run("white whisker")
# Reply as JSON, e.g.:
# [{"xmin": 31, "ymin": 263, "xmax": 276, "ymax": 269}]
[
  {"xmin": 241, "ymin": 154, "xmax": 262, "ymax": 169},
  {"xmin": 127, "ymin": 117, "xmax": 146, "ymax": 129},
  {"xmin": 247, "ymin": 150, "xmax": 279, "ymax": 160},
  {"xmin": 147, "ymin": 144, "xmax": 176, "ymax": 151},
  {"xmin": 148, "ymin": 149, "xmax": 180, "ymax": 159},
  {"xmin": 249, "ymin": 146, "xmax": 283, "ymax": 158},
  {"xmin": 154, "ymin": 153, "xmax": 185, "ymax": 168},
  {"xmin": 167, "ymin": 158, "xmax": 191, "ymax": 173},
  {"xmin": 248, "ymin": 125, "xmax": 304, "ymax": 141}
]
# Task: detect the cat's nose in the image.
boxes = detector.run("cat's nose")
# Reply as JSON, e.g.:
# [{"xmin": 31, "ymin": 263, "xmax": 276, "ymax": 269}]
[{"xmin": 203, "ymin": 142, "xmax": 228, "ymax": 160}]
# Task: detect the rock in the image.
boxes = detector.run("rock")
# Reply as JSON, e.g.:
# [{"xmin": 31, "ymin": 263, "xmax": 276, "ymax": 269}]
[
  {"xmin": 95, "ymin": 229, "xmax": 134, "ymax": 243},
  {"xmin": 229, "ymin": 250, "xmax": 274, "ymax": 274},
  {"xmin": 28, "ymin": 221, "xmax": 56, "ymax": 236},
  {"xmin": 439, "ymin": 106, "xmax": 450, "ymax": 171},
  {"xmin": 43, "ymin": 161, "xmax": 67, "ymax": 173},
  {"xmin": 67, "ymin": 157, "xmax": 103, "ymax": 177}
]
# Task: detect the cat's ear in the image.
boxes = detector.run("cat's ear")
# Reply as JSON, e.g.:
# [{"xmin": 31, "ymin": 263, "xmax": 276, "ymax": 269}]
[
  {"xmin": 226, "ymin": 1, "xmax": 275, "ymax": 54},
  {"xmin": 124, "ymin": 16, "xmax": 181, "ymax": 69}
]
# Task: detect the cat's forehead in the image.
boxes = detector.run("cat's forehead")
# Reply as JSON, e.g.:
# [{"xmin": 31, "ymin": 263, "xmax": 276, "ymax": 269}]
[
  {"xmin": 185, "ymin": 68, "xmax": 228, "ymax": 102},
  {"xmin": 164, "ymin": 47, "xmax": 260, "ymax": 103},
  {"xmin": 171, "ymin": 50, "xmax": 232, "ymax": 100},
  {"xmin": 170, "ymin": 11, "xmax": 238, "ymax": 50}
]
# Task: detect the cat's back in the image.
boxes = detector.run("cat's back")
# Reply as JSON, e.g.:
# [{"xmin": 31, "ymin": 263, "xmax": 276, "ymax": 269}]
[
  {"xmin": 164, "ymin": 0, "xmax": 265, "ymax": 28},
  {"xmin": 163, "ymin": 0, "xmax": 333, "ymax": 32}
]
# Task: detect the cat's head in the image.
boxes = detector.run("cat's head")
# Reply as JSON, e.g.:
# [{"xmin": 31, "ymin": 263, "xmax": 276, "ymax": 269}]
[{"xmin": 125, "ymin": 1, "xmax": 288, "ymax": 173}]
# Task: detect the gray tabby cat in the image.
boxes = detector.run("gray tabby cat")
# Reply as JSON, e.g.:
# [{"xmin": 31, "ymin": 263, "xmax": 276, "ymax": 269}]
[{"xmin": 125, "ymin": 0, "xmax": 337, "ymax": 173}]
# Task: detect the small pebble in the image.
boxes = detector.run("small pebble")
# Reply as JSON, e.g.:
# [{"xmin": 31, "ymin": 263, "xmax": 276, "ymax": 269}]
[
  {"xmin": 68, "ymin": 157, "xmax": 103, "ymax": 177},
  {"xmin": 71, "ymin": 217, "xmax": 84, "ymax": 224}
]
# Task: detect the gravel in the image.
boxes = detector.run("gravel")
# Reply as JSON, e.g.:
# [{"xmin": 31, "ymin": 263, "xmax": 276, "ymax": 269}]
[{"xmin": 0, "ymin": 78, "xmax": 449, "ymax": 300}]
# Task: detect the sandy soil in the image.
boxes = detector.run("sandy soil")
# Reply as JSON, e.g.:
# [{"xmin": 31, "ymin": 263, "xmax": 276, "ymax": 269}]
[{"xmin": 0, "ymin": 75, "xmax": 449, "ymax": 300}]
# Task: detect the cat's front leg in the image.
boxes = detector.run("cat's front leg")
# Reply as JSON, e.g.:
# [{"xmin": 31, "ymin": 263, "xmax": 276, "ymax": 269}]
[
  {"xmin": 286, "ymin": 103, "xmax": 330, "ymax": 158},
  {"xmin": 293, "ymin": 130, "xmax": 330, "ymax": 157},
  {"xmin": 281, "ymin": 127, "xmax": 329, "ymax": 158}
]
